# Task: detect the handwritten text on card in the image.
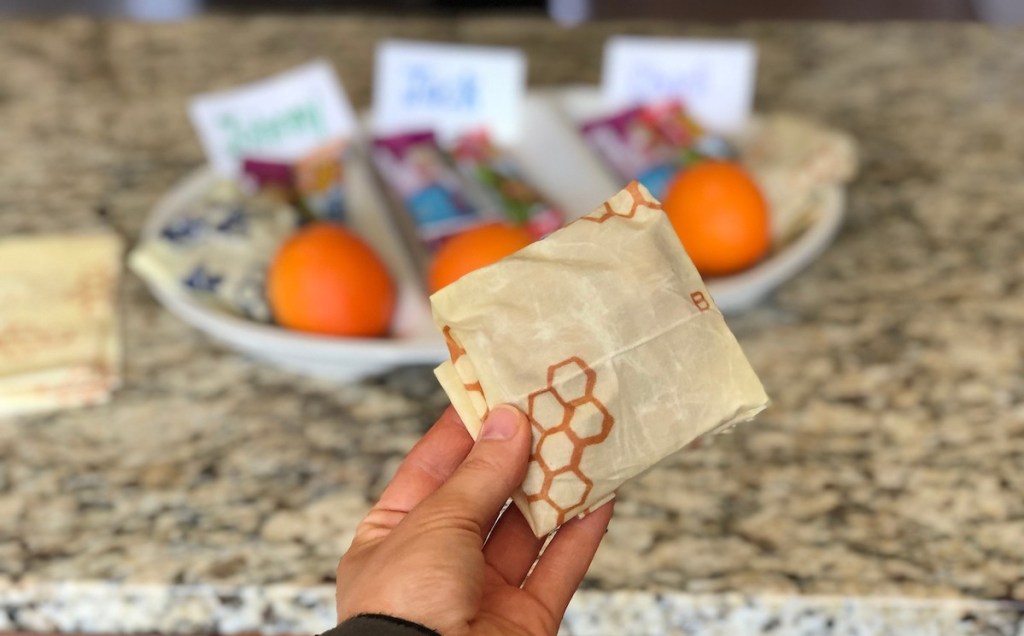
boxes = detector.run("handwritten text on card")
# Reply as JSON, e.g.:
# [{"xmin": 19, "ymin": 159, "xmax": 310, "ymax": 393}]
[
  {"xmin": 603, "ymin": 37, "xmax": 757, "ymax": 133},
  {"xmin": 401, "ymin": 65, "xmax": 478, "ymax": 111},
  {"xmin": 189, "ymin": 60, "xmax": 357, "ymax": 174},
  {"xmin": 372, "ymin": 40, "xmax": 526, "ymax": 144}
]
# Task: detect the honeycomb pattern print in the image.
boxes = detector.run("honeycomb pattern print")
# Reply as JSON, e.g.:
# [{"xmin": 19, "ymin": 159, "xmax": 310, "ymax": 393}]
[
  {"xmin": 523, "ymin": 356, "xmax": 614, "ymax": 527},
  {"xmin": 580, "ymin": 180, "xmax": 662, "ymax": 224},
  {"xmin": 439, "ymin": 180, "xmax": 707, "ymax": 531},
  {"xmin": 442, "ymin": 326, "xmax": 489, "ymax": 421}
]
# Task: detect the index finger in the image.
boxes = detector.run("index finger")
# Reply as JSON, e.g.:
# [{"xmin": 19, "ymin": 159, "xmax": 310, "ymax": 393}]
[
  {"xmin": 523, "ymin": 500, "xmax": 614, "ymax": 625},
  {"xmin": 373, "ymin": 406, "xmax": 475, "ymax": 517}
]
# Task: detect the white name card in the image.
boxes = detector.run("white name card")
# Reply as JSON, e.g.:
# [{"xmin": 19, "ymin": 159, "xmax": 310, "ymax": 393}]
[
  {"xmin": 602, "ymin": 36, "xmax": 757, "ymax": 133},
  {"xmin": 189, "ymin": 59, "xmax": 357, "ymax": 174},
  {"xmin": 372, "ymin": 40, "xmax": 527, "ymax": 144}
]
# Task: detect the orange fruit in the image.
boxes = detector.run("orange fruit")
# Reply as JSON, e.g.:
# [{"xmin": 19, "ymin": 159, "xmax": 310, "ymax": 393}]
[
  {"xmin": 662, "ymin": 160, "xmax": 771, "ymax": 277},
  {"xmin": 428, "ymin": 223, "xmax": 533, "ymax": 292},
  {"xmin": 267, "ymin": 223, "xmax": 396, "ymax": 337}
]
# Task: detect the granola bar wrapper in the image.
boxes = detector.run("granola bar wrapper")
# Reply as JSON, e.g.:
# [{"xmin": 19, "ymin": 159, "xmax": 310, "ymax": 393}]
[{"xmin": 431, "ymin": 182, "xmax": 768, "ymax": 537}]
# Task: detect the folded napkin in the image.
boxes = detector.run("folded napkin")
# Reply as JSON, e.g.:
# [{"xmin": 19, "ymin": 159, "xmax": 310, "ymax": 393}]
[
  {"xmin": 0, "ymin": 233, "xmax": 123, "ymax": 417},
  {"xmin": 432, "ymin": 182, "xmax": 768, "ymax": 537}
]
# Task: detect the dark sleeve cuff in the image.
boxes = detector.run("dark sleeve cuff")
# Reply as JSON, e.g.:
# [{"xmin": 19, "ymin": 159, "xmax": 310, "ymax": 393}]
[{"xmin": 321, "ymin": 613, "xmax": 441, "ymax": 636}]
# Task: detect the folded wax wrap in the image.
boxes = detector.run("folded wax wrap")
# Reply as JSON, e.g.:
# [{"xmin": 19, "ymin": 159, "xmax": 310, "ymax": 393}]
[
  {"xmin": 0, "ymin": 233, "xmax": 123, "ymax": 417},
  {"xmin": 432, "ymin": 182, "xmax": 768, "ymax": 537}
]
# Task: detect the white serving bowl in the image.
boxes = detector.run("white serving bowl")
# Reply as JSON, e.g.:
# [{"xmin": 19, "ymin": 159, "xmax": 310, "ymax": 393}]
[{"xmin": 139, "ymin": 90, "xmax": 845, "ymax": 381}]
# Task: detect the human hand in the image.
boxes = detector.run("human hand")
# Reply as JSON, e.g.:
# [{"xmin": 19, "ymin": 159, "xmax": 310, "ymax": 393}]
[{"xmin": 336, "ymin": 405, "xmax": 614, "ymax": 636}]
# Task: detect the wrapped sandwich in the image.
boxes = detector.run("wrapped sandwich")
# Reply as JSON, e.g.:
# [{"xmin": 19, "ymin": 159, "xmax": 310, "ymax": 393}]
[{"xmin": 432, "ymin": 181, "xmax": 768, "ymax": 537}]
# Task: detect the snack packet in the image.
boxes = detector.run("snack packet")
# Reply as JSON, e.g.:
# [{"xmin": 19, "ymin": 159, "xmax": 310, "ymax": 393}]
[
  {"xmin": 296, "ymin": 139, "xmax": 348, "ymax": 221},
  {"xmin": 580, "ymin": 100, "xmax": 725, "ymax": 199},
  {"xmin": 241, "ymin": 139, "xmax": 348, "ymax": 222},
  {"xmin": 371, "ymin": 131, "xmax": 484, "ymax": 248},
  {"xmin": 450, "ymin": 130, "xmax": 564, "ymax": 239}
]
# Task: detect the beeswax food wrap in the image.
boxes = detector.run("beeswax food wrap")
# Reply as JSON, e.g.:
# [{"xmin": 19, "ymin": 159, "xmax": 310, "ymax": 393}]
[
  {"xmin": 432, "ymin": 182, "xmax": 768, "ymax": 537},
  {"xmin": 738, "ymin": 114, "xmax": 858, "ymax": 243},
  {"xmin": 0, "ymin": 233, "xmax": 123, "ymax": 417}
]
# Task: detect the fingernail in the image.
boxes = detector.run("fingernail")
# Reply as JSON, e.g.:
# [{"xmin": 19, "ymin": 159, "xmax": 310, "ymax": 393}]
[{"xmin": 480, "ymin": 405, "xmax": 521, "ymax": 441}]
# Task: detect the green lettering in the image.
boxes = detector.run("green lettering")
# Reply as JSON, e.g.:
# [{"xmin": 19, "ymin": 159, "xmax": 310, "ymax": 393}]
[
  {"xmin": 218, "ymin": 99, "xmax": 330, "ymax": 160},
  {"xmin": 218, "ymin": 114, "xmax": 245, "ymax": 160}
]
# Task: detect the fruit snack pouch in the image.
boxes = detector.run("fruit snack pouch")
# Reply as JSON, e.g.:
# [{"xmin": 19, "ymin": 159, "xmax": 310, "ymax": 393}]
[
  {"xmin": 371, "ymin": 131, "xmax": 488, "ymax": 248},
  {"xmin": 580, "ymin": 100, "xmax": 720, "ymax": 200},
  {"xmin": 450, "ymin": 130, "xmax": 564, "ymax": 239}
]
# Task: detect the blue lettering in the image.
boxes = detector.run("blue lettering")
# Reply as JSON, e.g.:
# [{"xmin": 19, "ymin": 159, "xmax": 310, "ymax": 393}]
[
  {"xmin": 401, "ymin": 65, "xmax": 478, "ymax": 111},
  {"xmin": 401, "ymin": 65, "xmax": 431, "ymax": 106},
  {"xmin": 627, "ymin": 63, "xmax": 711, "ymax": 99}
]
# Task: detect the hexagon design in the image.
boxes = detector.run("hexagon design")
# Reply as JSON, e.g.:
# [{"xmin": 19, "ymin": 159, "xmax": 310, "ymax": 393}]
[
  {"xmin": 531, "ymin": 498, "xmax": 562, "ymax": 526},
  {"xmin": 442, "ymin": 326, "xmax": 464, "ymax": 361},
  {"xmin": 580, "ymin": 181, "xmax": 661, "ymax": 224},
  {"xmin": 521, "ymin": 461, "xmax": 546, "ymax": 497},
  {"xmin": 567, "ymin": 399, "xmax": 613, "ymax": 442},
  {"xmin": 468, "ymin": 390, "xmax": 488, "ymax": 418},
  {"xmin": 528, "ymin": 388, "xmax": 569, "ymax": 432},
  {"xmin": 635, "ymin": 202, "xmax": 661, "ymax": 217},
  {"xmin": 453, "ymin": 354, "xmax": 477, "ymax": 380},
  {"xmin": 547, "ymin": 472, "xmax": 589, "ymax": 510},
  {"xmin": 548, "ymin": 357, "xmax": 595, "ymax": 404},
  {"xmin": 537, "ymin": 430, "xmax": 574, "ymax": 472},
  {"xmin": 521, "ymin": 355, "xmax": 617, "ymax": 530},
  {"xmin": 583, "ymin": 202, "xmax": 618, "ymax": 223}
]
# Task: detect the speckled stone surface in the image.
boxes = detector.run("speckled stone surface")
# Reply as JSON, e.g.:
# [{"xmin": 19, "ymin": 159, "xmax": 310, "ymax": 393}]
[{"xmin": 1, "ymin": 15, "xmax": 1024, "ymax": 635}]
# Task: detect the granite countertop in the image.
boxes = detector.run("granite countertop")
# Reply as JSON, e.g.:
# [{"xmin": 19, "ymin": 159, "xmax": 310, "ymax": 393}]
[{"xmin": 2, "ymin": 15, "xmax": 1024, "ymax": 636}]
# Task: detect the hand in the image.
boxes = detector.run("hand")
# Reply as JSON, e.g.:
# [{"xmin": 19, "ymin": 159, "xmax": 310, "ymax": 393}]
[{"xmin": 336, "ymin": 405, "xmax": 614, "ymax": 636}]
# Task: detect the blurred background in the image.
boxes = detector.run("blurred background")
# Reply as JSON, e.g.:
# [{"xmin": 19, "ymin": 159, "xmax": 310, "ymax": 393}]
[
  {"xmin": 3, "ymin": 0, "xmax": 1024, "ymax": 634},
  {"xmin": 2, "ymin": 0, "xmax": 1024, "ymax": 22}
]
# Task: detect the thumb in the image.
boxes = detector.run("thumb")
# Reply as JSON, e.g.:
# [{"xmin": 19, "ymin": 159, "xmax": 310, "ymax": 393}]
[{"xmin": 414, "ymin": 405, "xmax": 531, "ymax": 537}]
